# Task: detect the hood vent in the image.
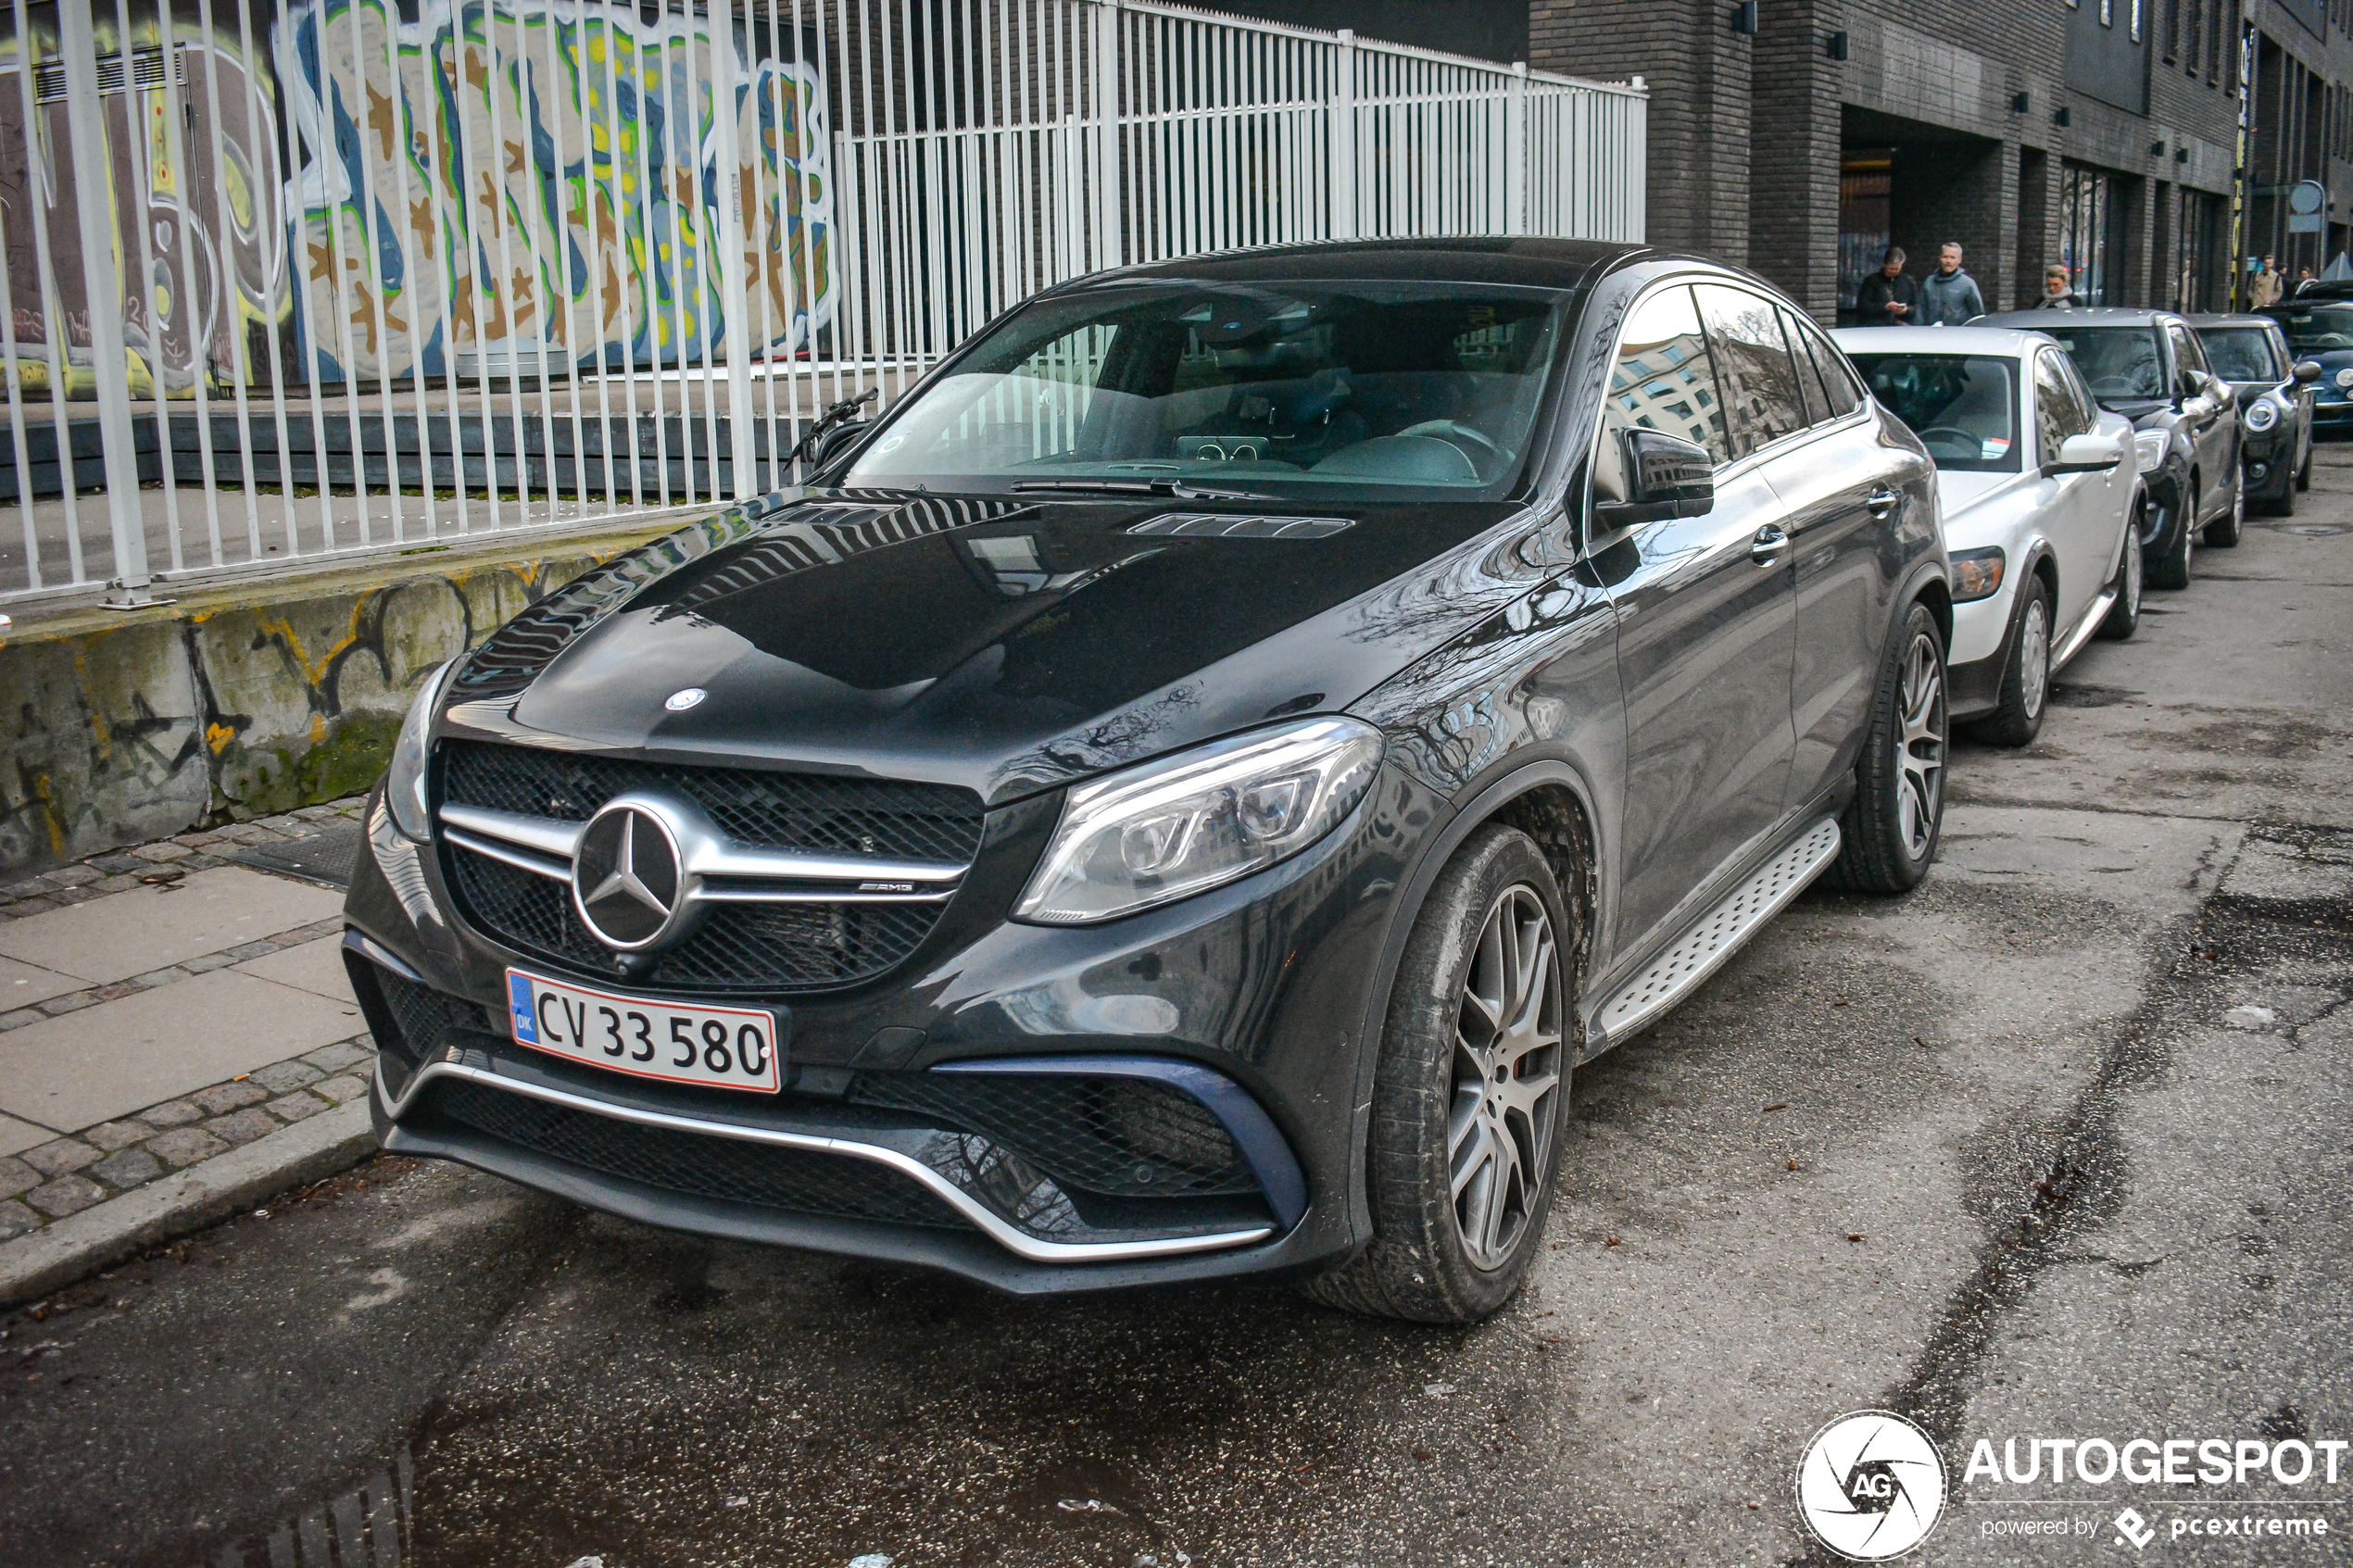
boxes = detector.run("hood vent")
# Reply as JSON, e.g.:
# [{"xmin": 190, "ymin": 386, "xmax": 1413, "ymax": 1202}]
[{"xmin": 1128, "ymin": 513, "xmax": 1353, "ymax": 539}]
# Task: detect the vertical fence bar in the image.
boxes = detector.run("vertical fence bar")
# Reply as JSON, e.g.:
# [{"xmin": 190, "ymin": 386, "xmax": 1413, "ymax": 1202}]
[
  {"xmin": 1329, "ymin": 26, "xmax": 1353, "ymax": 241},
  {"xmin": 54, "ymin": 0, "xmax": 152, "ymax": 600},
  {"xmin": 709, "ymin": 0, "xmax": 752, "ymax": 499}
]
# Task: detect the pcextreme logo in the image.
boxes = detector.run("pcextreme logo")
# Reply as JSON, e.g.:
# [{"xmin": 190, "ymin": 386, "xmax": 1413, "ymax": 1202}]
[{"xmin": 1796, "ymin": 1411, "xmax": 1949, "ymax": 1561}]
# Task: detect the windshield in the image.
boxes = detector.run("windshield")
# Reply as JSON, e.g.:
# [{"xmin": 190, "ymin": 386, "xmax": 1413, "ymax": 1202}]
[
  {"xmin": 1847, "ymin": 355, "xmax": 2021, "ymax": 472},
  {"xmin": 2039, "ymin": 327, "xmax": 2167, "ymax": 402},
  {"xmin": 2271, "ymin": 305, "xmax": 2353, "ymax": 352},
  {"xmin": 2199, "ymin": 328, "xmax": 2279, "ymax": 382},
  {"xmin": 842, "ymin": 282, "xmax": 1569, "ymax": 497}
]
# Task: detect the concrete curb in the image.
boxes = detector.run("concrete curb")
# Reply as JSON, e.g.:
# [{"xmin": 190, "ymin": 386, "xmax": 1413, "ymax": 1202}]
[{"xmin": 0, "ymin": 1101, "xmax": 378, "ymax": 1310}]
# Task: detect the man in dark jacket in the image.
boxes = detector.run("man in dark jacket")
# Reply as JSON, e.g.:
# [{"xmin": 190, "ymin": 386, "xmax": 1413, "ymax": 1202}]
[
  {"xmin": 1855, "ymin": 247, "xmax": 1919, "ymax": 325},
  {"xmin": 1919, "ymin": 243, "xmax": 1988, "ymax": 325}
]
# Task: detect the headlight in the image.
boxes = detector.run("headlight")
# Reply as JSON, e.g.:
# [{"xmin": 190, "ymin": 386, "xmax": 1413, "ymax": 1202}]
[
  {"xmin": 2133, "ymin": 431, "xmax": 2167, "ymax": 473},
  {"xmin": 384, "ymin": 660, "xmax": 455, "ymax": 841},
  {"xmin": 1948, "ymin": 546, "xmax": 2006, "ymax": 603},
  {"xmin": 2336, "ymin": 368, "xmax": 2353, "ymax": 389},
  {"xmin": 1013, "ymin": 717, "xmax": 1385, "ymax": 924},
  {"xmin": 2245, "ymin": 398, "xmax": 2279, "ymax": 433}
]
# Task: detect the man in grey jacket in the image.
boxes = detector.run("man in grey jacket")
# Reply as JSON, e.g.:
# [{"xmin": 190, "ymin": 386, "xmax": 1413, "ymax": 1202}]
[{"xmin": 1919, "ymin": 242, "xmax": 1988, "ymax": 325}]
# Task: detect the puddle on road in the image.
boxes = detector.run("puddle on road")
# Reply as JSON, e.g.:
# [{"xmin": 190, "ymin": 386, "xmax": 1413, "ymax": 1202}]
[{"xmin": 209, "ymin": 1450, "xmax": 413, "ymax": 1568}]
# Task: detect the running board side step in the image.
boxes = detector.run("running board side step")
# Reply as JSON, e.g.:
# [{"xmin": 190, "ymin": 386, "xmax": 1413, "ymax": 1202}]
[{"xmin": 1583, "ymin": 818, "xmax": 1843, "ymax": 1059}]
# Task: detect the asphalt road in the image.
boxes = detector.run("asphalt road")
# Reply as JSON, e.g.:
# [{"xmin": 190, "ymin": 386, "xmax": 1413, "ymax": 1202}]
[{"xmin": 6, "ymin": 455, "xmax": 2353, "ymax": 1568}]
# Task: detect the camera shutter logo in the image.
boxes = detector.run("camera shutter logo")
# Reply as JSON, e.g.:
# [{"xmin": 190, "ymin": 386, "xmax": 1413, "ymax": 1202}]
[{"xmin": 1795, "ymin": 1411, "xmax": 1947, "ymax": 1561}]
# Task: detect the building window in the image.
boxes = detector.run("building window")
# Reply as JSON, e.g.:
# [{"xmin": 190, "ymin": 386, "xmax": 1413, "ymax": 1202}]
[
  {"xmin": 2100, "ymin": 0, "xmax": 2113, "ymax": 26},
  {"xmin": 2132, "ymin": 0, "xmax": 2145, "ymax": 42},
  {"xmin": 2060, "ymin": 164, "xmax": 2125, "ymax": 306}
]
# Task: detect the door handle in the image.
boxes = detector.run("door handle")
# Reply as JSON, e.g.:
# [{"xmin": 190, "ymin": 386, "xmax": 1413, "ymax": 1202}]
[
  {"xmin": 1865, "ymin": 487, "xmax": 1902, "ymax": 516},
  {"xmin": 1750, "ymin": 525, "xmax": 1791, "ymax": 565}
]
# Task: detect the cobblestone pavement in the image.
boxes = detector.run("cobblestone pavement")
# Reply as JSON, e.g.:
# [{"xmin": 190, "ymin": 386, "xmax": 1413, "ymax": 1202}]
[{"xmin": 0, "ymin": 801, "xmax": 373, "ymax": 1246}]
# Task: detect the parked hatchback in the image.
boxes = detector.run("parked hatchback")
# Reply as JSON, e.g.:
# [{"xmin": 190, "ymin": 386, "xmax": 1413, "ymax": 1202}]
[
  {"xmin": 1977, "ymin": 307, "xmax": 2242, "ymax": 584},
  {"xmin": 344, "ymin": 241, "xmax": 1950, "ymax": 1324},
  {"xmin": 2260, "ymin": 296, "xmax": 2353, "ymax": 439},
  {"xmin": 2190, "ymin": 312, "xmax": 2320, "ymax": 517}
]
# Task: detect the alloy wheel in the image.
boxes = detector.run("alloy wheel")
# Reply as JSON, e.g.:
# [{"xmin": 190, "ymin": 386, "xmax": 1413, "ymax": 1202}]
[
  {"xmin": 2019, "ymin": 596, "xmax": 2050, "ymax": 721},
  {"xmin": 1894, "ymin": 633, "xmax": 1946, "ymax": 859},
  {"xmin": 1448, "ymin": 885, "xmax": 1563, "ymax": 1271}
]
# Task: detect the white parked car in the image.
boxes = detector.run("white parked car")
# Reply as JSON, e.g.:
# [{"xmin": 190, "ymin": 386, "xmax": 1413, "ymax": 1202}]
[{"xmin": 1831, "ymin": 326, "xmax": 2145, "ymax": 746}]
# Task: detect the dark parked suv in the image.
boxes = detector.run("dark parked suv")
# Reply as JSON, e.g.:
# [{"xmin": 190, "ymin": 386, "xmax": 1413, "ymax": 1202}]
[
  {"xmin": 343, "ymin": 240, "xmax": 1950, "ymax": 1323},
  {"xmin": 1978, "ymin": 307, "xmax": 2242, "ymax": 585}
]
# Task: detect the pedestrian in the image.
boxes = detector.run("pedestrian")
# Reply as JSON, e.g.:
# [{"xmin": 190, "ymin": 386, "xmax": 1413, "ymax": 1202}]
[
  {"xmin": 2035, "ymin": 264, "xmax": 2080, "ymax": 309},
  {"xmin": 1854, "ymin": 246, "xmax": 1919, "ymax": 326},
  {"xmin": 1918, "ymin": 242, "xmax": 1987, "ymax": 325},
  {"xmin": 2251, "ymin": 256, "xmax": 2283, "ymax": 307}
]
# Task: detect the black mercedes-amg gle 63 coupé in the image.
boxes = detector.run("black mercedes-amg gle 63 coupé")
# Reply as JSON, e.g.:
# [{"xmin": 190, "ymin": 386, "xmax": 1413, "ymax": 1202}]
[{"xmin": 344, "ymin": 238, "xmax": 1949, "ymax": 1323}]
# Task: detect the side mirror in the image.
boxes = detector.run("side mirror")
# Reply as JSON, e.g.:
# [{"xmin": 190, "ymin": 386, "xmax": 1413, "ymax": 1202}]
[
  {"xmin": 1594, "ymin": 428, "xmax": 1715, "ymax": 527},
  {"xmin": 2045, "ymin": 433, "xmax": 2124, "ymax": 475},
  {"xmin": 2294, "ymin": 360, "xmax": 2323, "ymax": 384}
]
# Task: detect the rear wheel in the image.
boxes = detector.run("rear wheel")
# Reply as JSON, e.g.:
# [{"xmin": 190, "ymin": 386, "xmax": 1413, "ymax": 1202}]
[
  {"xmin": 1825, "ymin": 601, "xmax": 1947, "ymax": 895},
  {"xmin": 1305, "ymin": 825, "xmax": 1577, "ymax": 1325},
  {"xmin": 2097, "ymin": 513, "xmax": 2142, "ymax": 641},
  {"xmin": 1969, "ymin": 578, "xmax": 2051, "ymax": 747},
  {"xmin": 2147, "ymin": 481, "xmax": 2195, "ymax": 589},
  {"xmin": 2204, "ymin": 471, "xmax": 2246, "ymax": 546}
]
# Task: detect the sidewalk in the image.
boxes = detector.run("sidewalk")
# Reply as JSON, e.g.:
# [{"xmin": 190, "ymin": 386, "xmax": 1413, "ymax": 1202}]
[{"xmin": 0, "ymin": 801, "xmax": 381, "ymax": 1300}]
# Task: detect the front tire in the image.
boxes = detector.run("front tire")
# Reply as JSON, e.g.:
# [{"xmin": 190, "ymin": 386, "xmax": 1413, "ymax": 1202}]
[
  {"xmin": 2204, "ymin": 471, "xmax": 2246, "ymax": 546},
  {"xmin": 1825, "ymin": 601, "xmax": 1946, "ymax": 895},
  {"xmin": 2097, "ymin": 512, "xmax": 2142, "ymax": 641},
  {"xmin": 1305, "ymin": 825, "xmax": 1578, "ymax": 1325},
  {"xmin": 1969, "ymin": 578, "xmax": 2051, "ymax": 747},
  {"xmin": 2147, "ymin": 481, "xmax": 2195, "ymax": 589}
]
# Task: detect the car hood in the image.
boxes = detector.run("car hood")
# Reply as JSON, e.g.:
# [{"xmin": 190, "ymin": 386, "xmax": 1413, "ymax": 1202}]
[
  {"xmin": 454, "ymin": 491, "xmax": 1544, "ymax": 805},
  {"xmin": 2099, "ymin": 397, "xmax": 2176, "ymax": 429},
  {"xmin": 1931, "ymin": 470, "xmax": 2030, "ymax": 543}
]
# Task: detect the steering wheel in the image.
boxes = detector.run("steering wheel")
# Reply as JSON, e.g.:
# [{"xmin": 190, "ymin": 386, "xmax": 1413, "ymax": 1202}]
[{"xmin": 1917, "ymin": 425, "xmax": 1982, "ymax": 449}]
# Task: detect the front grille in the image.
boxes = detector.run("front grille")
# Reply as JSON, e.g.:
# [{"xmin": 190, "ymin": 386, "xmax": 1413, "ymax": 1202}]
[
  {"xmin": 428, "ymin": 1078, "xmax": 969, "ymax": 1229},
  {"xmin": 849, "ymin": 1073, "xmax": 1257, "ymax": 1200},
  {"xmin": 447, "ymin": 847, "xmax": 940, "ymax": 993},
  {"xmin": 442, "ymin": 741, "xmax": 985, "ymax": 865},
  {"xmin": 437, "ymin": 741, "xmax": 983, "ymax": 993}
]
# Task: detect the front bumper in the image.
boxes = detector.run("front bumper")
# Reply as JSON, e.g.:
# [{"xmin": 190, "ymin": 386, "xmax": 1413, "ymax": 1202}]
[
  {"xmin": 345, "ymin": 766, "xmax": 1416, "ymax": 1294},
  {"xmin": 2309, "ymin": 395, "xmax": 2353, "ymax": 428}
]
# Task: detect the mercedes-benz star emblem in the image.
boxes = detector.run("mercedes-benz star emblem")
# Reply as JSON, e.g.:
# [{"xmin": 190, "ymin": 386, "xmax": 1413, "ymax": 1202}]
[
  {"xmin": 573, "ymin": 802, "xmax": 686, "ymax": 950},
  {"xmin": 664, "ymin": 686, "xmax": 707, "ymax": 711}
]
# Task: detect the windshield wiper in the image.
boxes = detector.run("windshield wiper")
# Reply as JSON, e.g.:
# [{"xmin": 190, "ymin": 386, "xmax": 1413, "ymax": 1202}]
[
  {"xmin": 1009, "ymin": 478, "xmax": 1278, "ymax": 501},
  {"xmin": 784, "ymin": 386, "xmax": 880, "ymax": 467}
]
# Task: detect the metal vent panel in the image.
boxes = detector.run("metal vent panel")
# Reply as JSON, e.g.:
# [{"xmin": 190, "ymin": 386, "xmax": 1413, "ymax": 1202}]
[{"xmin": 1127, "ymin": 513, "xmax": 1355, "ymax": 539}]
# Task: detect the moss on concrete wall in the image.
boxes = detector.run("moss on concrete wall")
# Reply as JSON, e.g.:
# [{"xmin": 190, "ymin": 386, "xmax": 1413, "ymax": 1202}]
[{"xmin": 0, "ymin": 525, "xmax": 669, "ymax": 876}]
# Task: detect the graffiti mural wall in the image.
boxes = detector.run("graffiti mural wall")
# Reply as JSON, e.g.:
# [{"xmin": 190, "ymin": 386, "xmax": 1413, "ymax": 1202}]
[{"xmin": 0, "ymin": 0, "xmax": 837, "ymax": 399}]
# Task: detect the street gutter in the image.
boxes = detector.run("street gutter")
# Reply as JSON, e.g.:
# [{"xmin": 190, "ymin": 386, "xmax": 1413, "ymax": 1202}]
[{"xmin": 0, "ymin": 1102, "xmax": 376, "ymax": 1309}]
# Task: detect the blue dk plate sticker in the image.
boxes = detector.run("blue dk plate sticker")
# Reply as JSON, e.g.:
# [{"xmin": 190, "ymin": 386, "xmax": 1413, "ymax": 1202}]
[{"xmin": 509, "ymin": 972, "xmax": 540, "ymax": 1044}]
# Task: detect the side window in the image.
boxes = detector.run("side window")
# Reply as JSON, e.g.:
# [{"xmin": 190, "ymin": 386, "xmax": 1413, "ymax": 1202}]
[
  {"xmin": 1605, "ymin": 285, "xmax": 1730, "ymax": 466},
  {"xmin": 2059, "ymin": 356, "xmax": 2101, "ymax": 434},
  {"xmin": 2166, "ymin": 322, "xmax": 2207, "ymax": 394},
  {"xmin": 1778, "ymin": 307, "xmax": 1826, "ymax": 426},
  {"xmin": 2032, "ymin": 351, "xmax": 2077, "ymax": 462},
  {"xmin": 1792, "ymin": 317, "xmax": 1867, "ymax": 417},
  {"xmin": 1694, "ymin": 283, "xmax": 1811, "ymax": 458}
]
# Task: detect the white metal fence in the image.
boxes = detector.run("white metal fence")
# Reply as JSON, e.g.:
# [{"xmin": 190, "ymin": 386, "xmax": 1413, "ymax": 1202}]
[{"xmin": 0, "ymin": 0, "xmax": 1643, "ymax": 607}]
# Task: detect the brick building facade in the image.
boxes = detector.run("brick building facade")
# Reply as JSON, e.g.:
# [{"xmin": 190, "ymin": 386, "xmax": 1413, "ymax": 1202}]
[
  {"xmin": 1226, "ymin": 2, "xmax": 2353, "ymax": 321},
  {"xmin": 1524, "ymin": 0, "xmax": 2353, "ymax": 320}
]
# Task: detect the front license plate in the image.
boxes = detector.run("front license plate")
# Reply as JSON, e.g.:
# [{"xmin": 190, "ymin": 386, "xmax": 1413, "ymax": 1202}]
[{"xmin": 506, "ymin": 970, "xmax": 783, "ymax": 1094}]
